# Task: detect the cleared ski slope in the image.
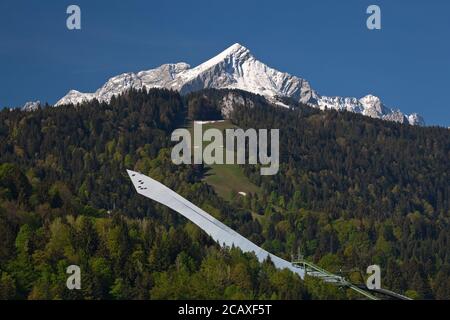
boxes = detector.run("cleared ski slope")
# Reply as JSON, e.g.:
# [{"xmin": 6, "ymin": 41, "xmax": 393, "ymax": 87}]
[{"xmin": 127, "ymin": 170, "xmax": 305, "ymax": 278}]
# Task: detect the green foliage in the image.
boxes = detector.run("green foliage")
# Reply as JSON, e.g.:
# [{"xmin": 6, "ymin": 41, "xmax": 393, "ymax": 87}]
[
  {"xmin": 186, "ymin": 94, "xmax": 222, "ymax": 121},
  {"xmin": 0, "ymin": 272, "xmax": 16, "ymax": 299},
  {"xmin": 0, "ymin": 163, "xmax": 31, "ymax": 201}
]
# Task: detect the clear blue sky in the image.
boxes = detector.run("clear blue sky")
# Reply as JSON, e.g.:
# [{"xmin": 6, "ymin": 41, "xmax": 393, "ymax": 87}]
[{"xmin": 1, "ymin": 0, "xmax": 449, "ymax": 126}]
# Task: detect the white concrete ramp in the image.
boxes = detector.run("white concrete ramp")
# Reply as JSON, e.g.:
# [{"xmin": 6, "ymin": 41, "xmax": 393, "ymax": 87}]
[{"xmin": 127, "ymin": 170, "xmax": 305, "ymax": 279}]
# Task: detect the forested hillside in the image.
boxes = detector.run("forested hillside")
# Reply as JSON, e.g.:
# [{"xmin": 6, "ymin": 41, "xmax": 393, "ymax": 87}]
[
  {"xmin": 0, "ymin": 89, "xmax": 338, "ymax": 299},
  {"xmin": 228, "ymin": 94, "xmax": 450, "ymax": 299},
  {"xmin": 0, "ymin": 88, "xmax": 448, "ymax": 299}
]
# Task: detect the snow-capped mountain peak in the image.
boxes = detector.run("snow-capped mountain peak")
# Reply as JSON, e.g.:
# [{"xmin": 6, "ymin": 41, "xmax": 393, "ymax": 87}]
[
  {"xmin": 191, "ymin": 43, "xmax": 251, "ymax": 72},
  {"xmin": 55, "ymin": 43, "xmax": 424, "ymax": 125},
  {"xmin": 22, "ymin": 100, "xmax": 41, "ymax": 111},
  {"xmin": 172, "ymin": 43, "xmax": 318, "ymax": 105},
  {"xmin": 360, "ymin": 94, "xmax": 390, "ymax": 117},
  {"xmin": 407, "ymin": 113, "xmax": 425, "ymax": 126}
]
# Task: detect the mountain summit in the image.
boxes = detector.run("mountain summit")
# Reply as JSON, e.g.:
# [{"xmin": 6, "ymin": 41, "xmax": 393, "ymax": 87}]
[{"xmin": 55, "ymin": 43, "xmax": 424, "ymax": 125}]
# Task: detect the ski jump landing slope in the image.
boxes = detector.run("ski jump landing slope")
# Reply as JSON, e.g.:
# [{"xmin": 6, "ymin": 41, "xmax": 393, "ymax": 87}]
[{"xmin": 127, "ymin": 170, "xmax": 305, "ymax": 278}]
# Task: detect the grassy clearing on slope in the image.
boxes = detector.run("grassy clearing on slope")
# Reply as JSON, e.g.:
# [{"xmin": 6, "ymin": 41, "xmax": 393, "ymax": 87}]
[{"xmin": 187, "ymin": 120, "xmax": 261, "ymax": 201}]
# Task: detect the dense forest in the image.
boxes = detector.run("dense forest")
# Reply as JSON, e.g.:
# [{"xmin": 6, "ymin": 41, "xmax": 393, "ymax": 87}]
[
  {"xmin": 0, "ymin": 89, "xmax": 339, "ymax": 299},
  {"xmin": 227, "ymin": 92, "xmax": 450, "ymax": 299},
  {"xmin": 0, "ymin": 88, "xmax": 448, "ymax": 299}
]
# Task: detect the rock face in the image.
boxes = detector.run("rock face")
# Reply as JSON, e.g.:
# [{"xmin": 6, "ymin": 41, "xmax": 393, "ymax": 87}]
[
  {"xmin": 55, "ymin": 43, "xmax": 424, "ymax": 125},
  {"xmin": 219, "ymin": 91, "xmax": 256, "ymax": 118}
]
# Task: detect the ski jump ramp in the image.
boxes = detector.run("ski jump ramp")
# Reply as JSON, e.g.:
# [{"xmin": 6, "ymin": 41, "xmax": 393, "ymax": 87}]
[{"xmin": 127, "ymin": 170, "xmax": 305, "ymax": 279}]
